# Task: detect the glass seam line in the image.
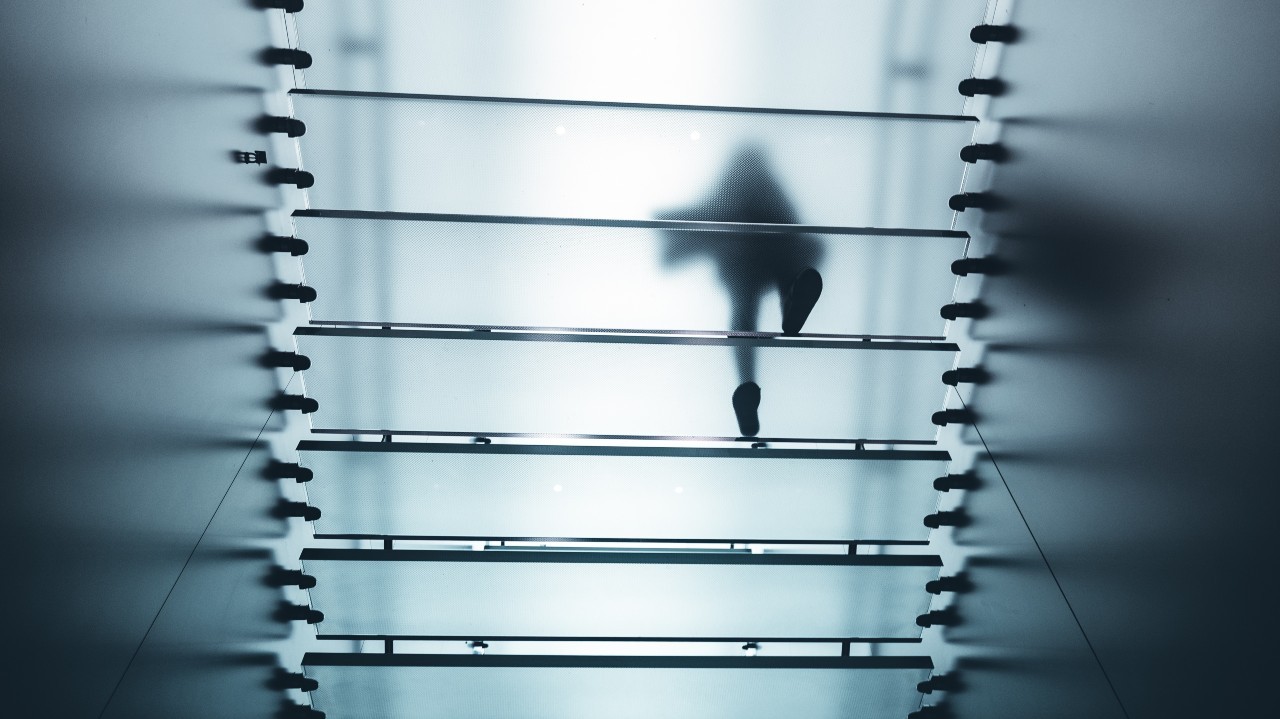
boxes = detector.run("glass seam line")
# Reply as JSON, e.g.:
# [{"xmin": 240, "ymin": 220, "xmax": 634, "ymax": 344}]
[
  {"xmin": 294, "ymin": 326, "xmax": 958, "ymax": 351},
  {"xmin": 297, "ymin": 438, "xmax": 948, "ymax": 459},
  {"xmin": 293, "ymin": 208, "xmax": 969, "ymax": 238},
  {"xmin": 290, "ymin": 88, "xmax": 979, "ymax": 122},
  {"xmin": 305, "ymin": 428, "xmax": 939, "ymax": 446}
]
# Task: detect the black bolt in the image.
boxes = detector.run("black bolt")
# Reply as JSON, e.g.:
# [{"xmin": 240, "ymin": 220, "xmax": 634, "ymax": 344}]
[
  {"xmin": 261, "ymin": 48, "xmax": 313, "ymax": 69},
  {"xmin": 276, "ymin": 601, "xmax": 325, "ymax": 624},
  {"xmin": 925, "ymin": 575, "xmax": 974, "ymax": 595},
  {"xmin": 933, "ymin": 472, "xmax": 979, "ymax": 492},
  {"xmin": 923, "ymin": 509, "xmax": 970, "ymax": 528},
  {"xmin": 970, "ymin": 24, "xmax": 1018, "ymax": 43},
  {"xmin": 266, "ymin": 567, "xmax": 318, "ymax": 589},
  {"xmin": 916, "ymin": 607, "xmax": 961, "ymax": 628},
  {"xmin": 274, "ymin": 500, "xmax": 321, "ymax": 521},
  {"xmin": 959, "ymin": 143, "xmax": 1007, "ymax": 163},
  {"xmin": 263, "ymin": 460, "xmax": 314, "ymax": 481},
  {"xmin": 918, "ymin": 672, "xmax": 964, "ymax": 694},
  {"xmin": 256, "ymin": 115, "xmax": 307, "ymax": 137},
  {"xmin": 941, "ymin": 367, "xmax": 989, "ymax": 385},
  {"xmin": 266, "ymin": 168, "xmax": 315, "ymax": 188},
  {"xmin": 277, "ymin": 701, "xmax": 325, "ymax": 719},
  {"xmin": 272, "ymin": 393, "xmax": 319, "ymax": 413},
  {"xmin": 931, "ymin": 409, "xmax": 975, "ymax": 427},
  {"xmin": 950, "ymin": 256, "xmax": 1005, "ymax": 276},
  {"xmin": 261, "ymin": 351, "xmax": 312, "ymax": 372},
  {"xmin": 258, "ymin": 0, "xmax": 305, "ymax": 12},
  {"xmin": 958, "ymin": 78, "xmax": 1006, "ymax": 97},
  {"xmin": 947, "ymin": 192, "xmax": 997, "ymax": 212},
  {"xmin": 272, "ymin": 670, "xmax": 318, "ymax": 692},
  {"xmin": 258, "ymin": 235, "xmax": 309, "ymax": 256},
  {"xmin": 267, "ymin": 282, "xmax": 318, "ymax": 303},
  {"xmin": 940, "ymin": 302, "xmax": 987, "ymax": 320}
]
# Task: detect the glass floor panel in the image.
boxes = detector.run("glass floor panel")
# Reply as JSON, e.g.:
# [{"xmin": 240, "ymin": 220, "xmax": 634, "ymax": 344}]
[
  {"xmin": 304, "ymin": 657, "xmax": 932, "ymax": 719},
  {"xmin": 293, "ymin": 329, "xmax": 956, "ymax": 441},
  {"xmin": 292, "ymin": 0, "xmax": 986, "ymax": 115},
  {"xmin": 301, "ymin": 549, "xmax": 939, "ymax": 638},
  {"xmin": 293, "ymin": 213, "xmax": 965, "ymax": 337},
  {"xmin": 290, "ymin": 92, "xmax": 973, "ymax": 229},
  {"xmin": 299, "ymin": 441, "xmax": 946, "ymax": 542}
]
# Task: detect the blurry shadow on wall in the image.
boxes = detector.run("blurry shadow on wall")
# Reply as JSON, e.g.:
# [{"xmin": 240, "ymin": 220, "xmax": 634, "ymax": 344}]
[{"xmin": 655, "ymin": 145, "xmax": 825, "ymax": 437}]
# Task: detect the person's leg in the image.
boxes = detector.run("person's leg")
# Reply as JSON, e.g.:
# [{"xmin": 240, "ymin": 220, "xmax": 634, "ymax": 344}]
[
  {"xmin": 732, "ymin": 381, "xmax": 761, "ymax": 437},
  {"xmin": 781, "ymin": 268, "xmax": 823, "ymax": 335},
  {"xmin": 729, "ymin": 292, "xmax": 762, "ymax": 436}
]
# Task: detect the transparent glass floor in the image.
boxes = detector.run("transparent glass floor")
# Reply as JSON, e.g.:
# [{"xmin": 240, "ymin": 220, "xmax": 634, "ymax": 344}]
[
  {"xmin": 304, "ymin": 656, "xmax": 933, "ymax": 719},
  {"xmin": 293, "ymin": 212, "xmax": 965, "ymax": 337},
  {"xmin": 292, "ymin": 0, "xmax": 986, "ymax": 115},
  {"xmin": 293, "ymin": 329, "xmax": 957, "ymax": 441},
  {"xmin": 301, "ymin": 549, "xmax": 939, "ymax": 639},
  {"xmin": 299, "ymin": 441, "xmax": 947, "ymax": 542},
  {"xmin": 290, "ymin": 92, "xmax": 974, "ymax": 228}
]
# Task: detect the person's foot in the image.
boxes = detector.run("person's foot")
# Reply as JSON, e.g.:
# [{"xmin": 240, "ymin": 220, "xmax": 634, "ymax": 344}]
[
  {"xmin": 782, "ymin": 268, "xmax": 823, "ymax": 335},
  {"xmin": 732, "ymin": 381, "xmax": 761, "ymax": 437}
]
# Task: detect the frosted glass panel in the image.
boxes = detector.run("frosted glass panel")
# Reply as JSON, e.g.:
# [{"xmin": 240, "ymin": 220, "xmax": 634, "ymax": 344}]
[
  {"xmin": 294, "ymin": 214, "xmax": 963, "ymax": 337},
  {"xmin": 300, "ymin": 442, "xmax": 945, "ymax": 541},
  {"xmin": 305, "ymin": 659, "xmax": 932, "ymax": 719},
  {"xmin": 293, "ymin": 0, "xmax": 986, "ymax": 115},
  {"xmin": 302, "ymin": 550, "xmax": 939, "ymax": 637},
  {"xmin": 291, "ymin": 92, "xmax": 972, "ymax": 228},
  {"xmin": 294, "ymin": 329, "xmax": 956, "ymax": 440}
]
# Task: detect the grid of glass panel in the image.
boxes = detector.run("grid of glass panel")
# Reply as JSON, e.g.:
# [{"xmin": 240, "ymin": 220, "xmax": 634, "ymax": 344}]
[
  {"xmin": 294, "ymin": 330, "xmax": 956, "ymax": 440},
  {"xmin": 305, "ymin": 660, "xmax": 931, "ymax": 719},
  {"xmin": 293, "ymin": 0, "xmax": 986, "ymax": 115},
  {"xmin": 301, "ymin": 443, "xmax": 945, "ymax": 542},
  {"xmin": 278, "ymin": 2, "xmax": 990, "ymax": 713},
  {"xmin": 302, "ymin": 550, "xmax": 939, "ymax": 638},
  {"xmin": 294, "ymin": 214, "xmax": 965, "ymax": 337},
  {"xmin": 290, "ymin": 92, "xmax": 973, "ymax": 228}
]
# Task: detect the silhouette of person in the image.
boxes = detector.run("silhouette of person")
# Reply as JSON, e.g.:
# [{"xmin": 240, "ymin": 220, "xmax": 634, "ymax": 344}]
[{"xmin": 655, "ymin": 145, "xmax": 824, "ymax": 437}]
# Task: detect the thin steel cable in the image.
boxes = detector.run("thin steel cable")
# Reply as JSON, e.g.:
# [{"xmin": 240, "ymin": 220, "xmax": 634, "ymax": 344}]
[
  {"xmin": 95, "ymin": 401, "xmax": 282, "ymax": 718},
  {"xmin": 959, "ymin": 394, "xmax": 1133, "ymax": 719}
]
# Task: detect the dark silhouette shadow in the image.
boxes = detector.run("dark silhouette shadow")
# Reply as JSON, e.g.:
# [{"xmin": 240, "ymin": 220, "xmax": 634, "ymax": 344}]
[{"xmin": 654, "ymin": 145, "xmax": 825, "ymax": 436}]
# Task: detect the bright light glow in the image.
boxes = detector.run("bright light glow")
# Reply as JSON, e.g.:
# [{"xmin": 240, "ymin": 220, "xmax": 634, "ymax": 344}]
[
  {"xmin": 750, "ymin": 545, "xmax": 764, "ymax": 554},
  {"xmin": 674, "ymin": 486, "xmax": 684, "ymax": 494},
  {"xmin": 553, "ymin": 484, "xmax": 563, "ymax": 492},
  {"xmin": 555, "ymin": 125, "xmax": 566, "ymax": 135},
  {"xmin": 471, "ymin": 542, "xmax": 485, "ymax": 551},
  {"xmin": 689, "ymin": 130, "xmax": 701, "ymax": 141}
]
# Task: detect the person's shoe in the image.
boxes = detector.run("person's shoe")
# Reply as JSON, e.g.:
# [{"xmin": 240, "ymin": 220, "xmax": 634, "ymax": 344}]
[
  {"xmin": 782, "ymin": 268, "xmax": 823, "ymax": 335},
  {"xmin": 732, "ymin": 382, "xmax": 761, "ymax": 437}
]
